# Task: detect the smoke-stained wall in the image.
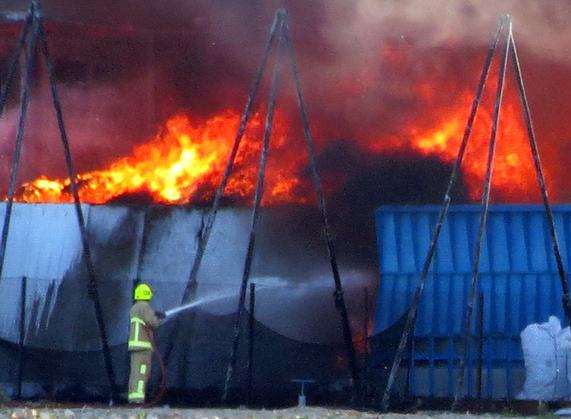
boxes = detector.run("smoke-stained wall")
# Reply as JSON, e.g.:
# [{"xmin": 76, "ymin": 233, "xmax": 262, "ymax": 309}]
[
  {"xmin": 0, "ymin": 202, "xmax": 375, "ymax": 396},
  {"xmin": 0, "ymin": 203, "xmax": 372, "ymax": 349}
]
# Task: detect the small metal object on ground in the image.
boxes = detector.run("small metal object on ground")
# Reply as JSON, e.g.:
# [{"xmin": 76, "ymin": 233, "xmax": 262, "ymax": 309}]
[{"xmin": 292, "ymin": 379, "xmax": 314, "ymax": 407}]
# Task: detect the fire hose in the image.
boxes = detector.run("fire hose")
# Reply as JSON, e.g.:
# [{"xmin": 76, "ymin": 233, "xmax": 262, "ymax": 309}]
[
  {"xmin": 143, "ymin": 324, "xmax": 168, "ymax": 406},
  {"xmin": 140, "ymin": 303, "xmax": 207, "ymax": 405}
]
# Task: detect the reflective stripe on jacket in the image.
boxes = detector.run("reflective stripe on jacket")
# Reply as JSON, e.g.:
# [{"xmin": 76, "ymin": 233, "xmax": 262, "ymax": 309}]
[{"xmin": 129, "ymin": 301, "xmax": 160, "ymax": 351}]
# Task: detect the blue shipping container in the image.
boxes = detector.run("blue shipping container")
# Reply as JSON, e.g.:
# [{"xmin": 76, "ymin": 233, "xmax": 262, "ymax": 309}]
[{"xmin": 373, "ymin": 204, "xmax": 571, "ymax": 399}]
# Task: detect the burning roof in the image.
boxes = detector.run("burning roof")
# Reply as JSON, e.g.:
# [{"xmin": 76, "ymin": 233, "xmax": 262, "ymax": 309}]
[
  {"xmin": 0, "ymin": 0, "xmax": 569, "ymax": 208},
  {"xmin": 18, "ymin": 112, "xmax": 307, "ymax": 205}
]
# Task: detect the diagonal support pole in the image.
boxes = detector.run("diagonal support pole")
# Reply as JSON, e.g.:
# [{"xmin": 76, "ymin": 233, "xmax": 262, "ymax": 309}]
[
  {"xmin": 222, "ymin": 22, "xmax": 284, "ymax": 402},
  {"xmin": 281, "ymin": 14, "xmax": 361, "ymax": 396},
  {"xmin": 34, "ymin": 0, "xmax": 119, "ymax": 400},
  {"xmin": 0, "ymin": 4, "xmax": 38, "ymax": 284},
  {"xmin": 0, "ymin": 8, "xmax": 31, "ymax": 121},
  {"xmin": 181, "ymin": 10, "xmax": 284, "ymax": 305},
  {"xmin": 509, "ymin": 30, "xmax": 571, "ymax": 322},
  {"xmin": 161, "ymin": 7, "xmax": 285, "ymax": 389},
  {"xmin": 454, "ymin": 16, "xmax": 511, "ymax": 404},
  {"xmin": 380, "ymin": 16, "xmax": 506, "ymax": 411}
]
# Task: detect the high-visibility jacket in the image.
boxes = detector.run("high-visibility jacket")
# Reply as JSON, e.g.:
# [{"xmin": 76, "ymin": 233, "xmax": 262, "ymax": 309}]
[{"xmin": 129, "ymin": 301, "xmax": 160, "ymax": 351}]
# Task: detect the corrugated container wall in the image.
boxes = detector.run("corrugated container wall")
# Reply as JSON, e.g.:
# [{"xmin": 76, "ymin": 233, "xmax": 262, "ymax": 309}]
[{"xmin": 373, "ymin": 205, "xmax": 571, "ymax": 400}]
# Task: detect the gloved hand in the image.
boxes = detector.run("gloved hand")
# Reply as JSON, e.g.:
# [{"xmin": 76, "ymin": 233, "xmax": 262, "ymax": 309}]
[{"xmin": 156, "ymin": 311, "xmax": 166, "ymax": 320}]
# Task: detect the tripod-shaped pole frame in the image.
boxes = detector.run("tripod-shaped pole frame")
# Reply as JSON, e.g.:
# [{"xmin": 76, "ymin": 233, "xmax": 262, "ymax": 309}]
[
  {"xmin": 381, "ymin": 14, "xmax": 569, "ymax": 410},
  {"xmin": 0, "ymin": 0, "xmax": 118, "ymax": 401}
]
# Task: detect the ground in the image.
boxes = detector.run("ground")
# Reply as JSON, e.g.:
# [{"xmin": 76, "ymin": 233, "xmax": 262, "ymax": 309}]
[{"xmin": 0, "ymin": 406, "xmax": 538, "ymax": 419}]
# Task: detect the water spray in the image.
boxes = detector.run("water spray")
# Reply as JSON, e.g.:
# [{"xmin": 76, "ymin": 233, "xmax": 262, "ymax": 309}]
[{"xmin": 163, "ymin": 291, "xmax": 238, "ymax": 320}]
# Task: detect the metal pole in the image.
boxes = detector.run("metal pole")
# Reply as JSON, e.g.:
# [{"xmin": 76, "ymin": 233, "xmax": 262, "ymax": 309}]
[
  {"xmin": 406, "ymin": 323, "xmax": 416, "ymax": 399},
  {"xmin": 363, "ymin": 287, "xmax": 370, "ymax": 401},
  {"xmin": 281, "ymin": 14, "xmax": 360, "ymax": 397},
  {"xmin": 16, "ymin": 276, "xmax": 27, "ymax": 399},
  {"xmin": 163, "ymin": 8, "xmax": 285, "ymax": 381},
  {"xmin": 35, "ymin": 1, "xmax": 118, "ymax": 399},
  {"xmin": 380, "ymin": 17, "xmax": 506, "ymax": 411},
  {"xmin": 222, "ymin": 30, "xmax": 283, "ymax": 402},
  {"xmin": 247, "ymin": 282, "xmax": 256, "ymax": 406},
  {"xmin": 181, "ymin": 10, "xmax": 284, "ymax": 305},
  {"xmin": 509, "ymin": 30, "xmax": 571, "ymax": 322},
  {"xmin": 476, "ymin": 292, "xmax": 484, "ymax": 400},
  {"xmin": 454, "ymin": 16, "xmax": 511, "ymax": 404},
  {"xmin": 0, "ymin": 10, "xmax": 38, "ymax": 284},
  {"xmin": 0, "ymin": 7, "xmax": 31, "ymax": 121},
  {"xmin": 364, "ymin": 287, "xmax": 369, "ymax": 357}
]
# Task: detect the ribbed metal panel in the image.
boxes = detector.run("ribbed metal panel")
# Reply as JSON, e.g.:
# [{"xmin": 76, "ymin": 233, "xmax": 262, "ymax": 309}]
[{"xmin": 374, "ymin": 204, "xmax": 571, "ymax": 399}]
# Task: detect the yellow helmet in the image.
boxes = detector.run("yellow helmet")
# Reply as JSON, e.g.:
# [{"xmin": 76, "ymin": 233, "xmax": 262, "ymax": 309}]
[{"xmin": 134, "ymin": 283, "xmax": 153, "ymax": 301}]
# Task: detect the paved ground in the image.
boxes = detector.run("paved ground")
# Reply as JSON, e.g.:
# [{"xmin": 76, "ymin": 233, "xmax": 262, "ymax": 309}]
[{"xmin": 0, "ymin": 406, "xmax": 538, "ymax": 418}]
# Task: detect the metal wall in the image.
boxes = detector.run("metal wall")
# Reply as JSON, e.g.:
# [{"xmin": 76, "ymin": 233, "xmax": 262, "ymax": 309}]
[
  {"xmin": 0, "ymin": 203, "xmax": 370, "ymax": 397},
  {"xmin": 373, "ymin": 204, "xmax": 571, "ymax": 399}
]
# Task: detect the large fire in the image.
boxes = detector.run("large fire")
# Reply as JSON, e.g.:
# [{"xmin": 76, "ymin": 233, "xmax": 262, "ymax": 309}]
[
  {"xmin": 18, "ymin": 111, "xmax": 308, "ymax": 205},
  {"xmin": 14, "ymin": 61, "xmax": 539, "ymax": 207},
  {"xmin": 409, "ymin": 90, "xmax": 536, "ymax": 202},
  {"xmin": 16, "ymin": 92, "xmax": 536, "ymax": 205}
]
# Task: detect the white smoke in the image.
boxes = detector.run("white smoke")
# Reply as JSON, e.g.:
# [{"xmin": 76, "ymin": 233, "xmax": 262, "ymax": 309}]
[{"xmin": 329, "ymin": 0, "xmax": 570, "ymax": 61}]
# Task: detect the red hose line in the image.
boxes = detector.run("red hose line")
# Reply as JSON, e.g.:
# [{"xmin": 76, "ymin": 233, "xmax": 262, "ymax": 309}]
[{"xmin": 145, "ymin": 326, "xmax": 168, "ymax": 406}]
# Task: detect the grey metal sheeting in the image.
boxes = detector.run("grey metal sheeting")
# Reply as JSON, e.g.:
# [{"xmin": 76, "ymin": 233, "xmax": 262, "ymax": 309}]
[{"xmin": 0, "ymin": 203, "xmax": 370, "ymax": 352}]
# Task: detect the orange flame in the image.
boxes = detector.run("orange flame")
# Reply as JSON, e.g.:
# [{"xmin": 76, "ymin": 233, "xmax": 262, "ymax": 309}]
[
  {"xmin": 18, "ymin": 111, "xmax": 307, "ymax": 206},
  {"xmin": 17, "ymin": 89, "xmax": 537, "ymax": 206},
  {"xmin": 410, "ymin": 91, "xmax": 536, "ymax": 201}
]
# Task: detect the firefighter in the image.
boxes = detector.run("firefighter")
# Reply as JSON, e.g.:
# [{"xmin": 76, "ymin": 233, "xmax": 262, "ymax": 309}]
[{"xmin": 128, "ymin": 283, "xmax": 165, "ymax": 404}]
